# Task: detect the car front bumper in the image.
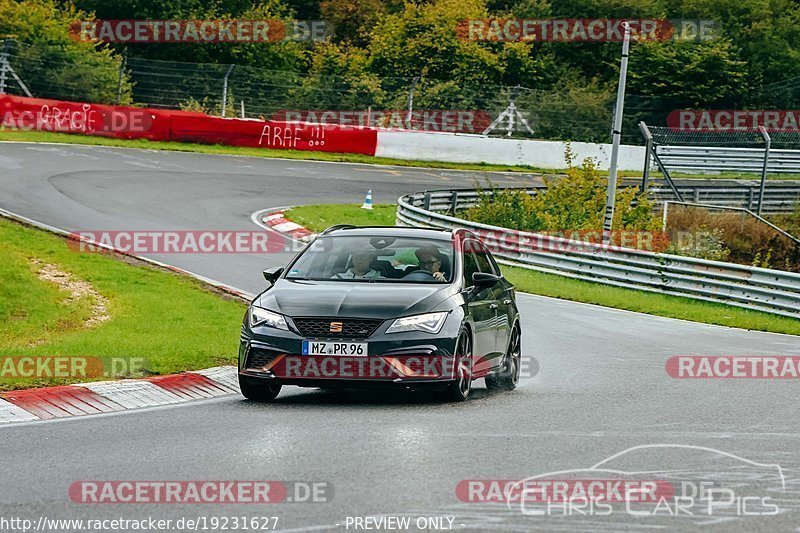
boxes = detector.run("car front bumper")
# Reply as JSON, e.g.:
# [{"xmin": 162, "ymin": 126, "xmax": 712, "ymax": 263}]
[{"xmin": 238, "ymin": 320, "xmax": 463, "ymax": 386}]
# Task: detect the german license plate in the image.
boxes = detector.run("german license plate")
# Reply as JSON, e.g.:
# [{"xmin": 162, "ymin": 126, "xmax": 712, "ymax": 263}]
[{"xmin": 301, "ymin": 341, "xmax": 367, "ymax": 356}]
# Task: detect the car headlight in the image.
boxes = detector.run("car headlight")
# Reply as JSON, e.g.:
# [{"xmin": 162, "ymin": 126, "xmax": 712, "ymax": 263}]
[
  {"xmin": 249, "ymin": 306, "xmax": 288, "ymax": 330},
  {"xmin": 386, "ymin": 312, "xmax": 448, "ymax": 334}
]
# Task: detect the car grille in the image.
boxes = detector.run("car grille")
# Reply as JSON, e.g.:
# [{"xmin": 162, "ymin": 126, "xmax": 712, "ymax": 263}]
[
  {"xmin": 246, "ymin": 347, "xmax": 284, "ymax": 368},
  {"xmin": 292, "ymin": 317, "xmax": 383, "ymax": 339}
]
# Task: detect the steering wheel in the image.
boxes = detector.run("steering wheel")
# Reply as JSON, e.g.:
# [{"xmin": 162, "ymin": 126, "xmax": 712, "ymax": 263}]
[{"xmin": 403, "ymin": 269, "xmax": 435, "ymax": 280}]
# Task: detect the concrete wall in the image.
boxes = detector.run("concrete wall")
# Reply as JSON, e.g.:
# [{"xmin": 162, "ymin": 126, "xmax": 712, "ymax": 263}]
[{"xmin": 375, "ymin": 130, "xmax": 645, "ymax": 171}]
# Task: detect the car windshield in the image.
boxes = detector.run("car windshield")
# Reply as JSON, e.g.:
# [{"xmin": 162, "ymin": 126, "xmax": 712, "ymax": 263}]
[{"xmin": 285, "ymin": 235, "xmax": 454, "ymax": 283}]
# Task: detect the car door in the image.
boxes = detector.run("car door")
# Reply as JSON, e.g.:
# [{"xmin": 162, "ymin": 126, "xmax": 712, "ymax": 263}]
[{"xmin": 462, "ymin": 239, "xmax": 500, "ymax": 365}]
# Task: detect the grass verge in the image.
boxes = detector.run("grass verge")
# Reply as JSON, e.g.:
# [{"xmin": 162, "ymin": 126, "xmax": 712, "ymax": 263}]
[
  {"xmin": 284, "ymin": 203, "xmax": 800, "ymax": 336},
  {"xmin": 0, "ymin": 216, "xmax": 246, "ymax": 391}
]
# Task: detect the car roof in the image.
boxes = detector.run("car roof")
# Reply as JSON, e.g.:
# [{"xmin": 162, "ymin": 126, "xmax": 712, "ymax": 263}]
[{"xmin": 320, "ymin": 225, "xmax": 458, "ymax": 241}]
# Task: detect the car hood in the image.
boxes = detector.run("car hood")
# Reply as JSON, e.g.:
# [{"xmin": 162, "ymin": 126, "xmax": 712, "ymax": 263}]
[{"xmin": 256, "ymin": 279, "xmax": 456, "ymax": 319}]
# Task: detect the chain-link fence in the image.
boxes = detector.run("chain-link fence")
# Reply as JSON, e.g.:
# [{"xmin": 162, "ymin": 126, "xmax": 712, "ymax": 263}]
[
  {"xmin": 0, "ymin": 40, "xmax": 647, "ymax": 143},
  {"xmin": 6, "ymin": 39, "xmax": 800, "ymax": 146}
]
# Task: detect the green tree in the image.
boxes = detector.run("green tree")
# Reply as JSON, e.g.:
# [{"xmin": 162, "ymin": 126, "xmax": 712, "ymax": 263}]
[
  {"xmin": 627, "ymin": 38, "xmax": 746, "ymax": 106},
  {"xmin": 320, "ymin": 0, "xmax": 387, "ymax": 46},
  {"xmin": 0, "ymin": 0, "xmax": 130, "ymax": 104}
]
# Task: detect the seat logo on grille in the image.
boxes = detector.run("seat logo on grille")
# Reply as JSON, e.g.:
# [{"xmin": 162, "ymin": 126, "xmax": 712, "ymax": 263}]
[{"xmin": 329, "ymin": 321, "xmax": 343, "ymax": 333}]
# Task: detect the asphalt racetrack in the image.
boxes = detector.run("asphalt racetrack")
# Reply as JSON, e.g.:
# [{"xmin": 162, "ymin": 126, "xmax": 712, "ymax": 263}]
[{"xmin": 1, "ymin": 142, "xmax": 798, "ymax": 532}]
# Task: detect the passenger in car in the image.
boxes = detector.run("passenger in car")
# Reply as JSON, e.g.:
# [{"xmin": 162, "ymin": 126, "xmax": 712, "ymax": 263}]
[{"xmin": 332, "ymin": 250, "xmax": 384, "ymax": 279}]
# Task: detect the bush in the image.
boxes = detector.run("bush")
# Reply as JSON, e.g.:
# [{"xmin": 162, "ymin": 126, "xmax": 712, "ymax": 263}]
[
  {"xmin": 463, "ymin": 187, "xmax": 543, "ymax": 232},
  {"xmin": 463, "ymin": 154, "xmax": 659, "ymax": 247},
  {"xmin": 665, "ymin": 205, "xmax": 800, "ymax": 272}
]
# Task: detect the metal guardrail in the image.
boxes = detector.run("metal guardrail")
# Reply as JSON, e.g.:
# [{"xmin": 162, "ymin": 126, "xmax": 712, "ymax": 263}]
[
  {"xmin": 434, "ymin": 179, "xmax": 800, "ymax": 215},
  {"xmin": 396, "ymin": 189, "xmax": 800, "ymax": 318},
  {"xmin": 656, "ymin": 145, "xmax": 800, "ymax": 174},
  {"xmin": 646, "ymin": 180, "xmax": 800, "ymax": 215},
  {"xmin": 639, "ymin": 122, "xmax": 787, "ymax": 215}
]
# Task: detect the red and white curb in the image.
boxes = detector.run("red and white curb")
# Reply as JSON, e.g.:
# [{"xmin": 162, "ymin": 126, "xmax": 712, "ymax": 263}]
[
  {"xmin": 260, "ymin": 209, "xmax": 317, "ymax": 242},
  {"xmin": 0, "ymin": 366, "xmax": 239, "ymax": 425}
]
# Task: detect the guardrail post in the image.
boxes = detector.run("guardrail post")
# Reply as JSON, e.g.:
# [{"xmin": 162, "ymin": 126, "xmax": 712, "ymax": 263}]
[
  {"xmin": 748, "ymin": 188, "xmax": 755, "ymax": 211},
  {"xmin": 0, "ymin": 40, "xmax": 10, "ymax": 95},
  {"xmin": 640, "ymin": 122, "xmax": 684, "ymax": 202},
  {"xmin": 423, "ymin": 193, "xmax": 431, "ymax": 211},
  {"xmin": 116, "ymin": 52, "xmax": 126, "ymax": 105},
  {"xmin": 757, "ymin": 125, "xmax": 771, "ymax": 216},
  {"xmin": 450, "ymin": 191, "xmax": 459, "ymax": 214},
  {"xmin": 638, "ymin": 121, "xmax": 652, "ymax": 192},
  {"xmin": 221, "ymin": 64, "xmax": 235, "ymax": 117}
]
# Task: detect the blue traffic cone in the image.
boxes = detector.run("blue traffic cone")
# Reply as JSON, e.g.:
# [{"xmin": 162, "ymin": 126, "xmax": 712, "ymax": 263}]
[{"xmin": 360, "ymin": 189, "xmax": 373, "ymax": 210}]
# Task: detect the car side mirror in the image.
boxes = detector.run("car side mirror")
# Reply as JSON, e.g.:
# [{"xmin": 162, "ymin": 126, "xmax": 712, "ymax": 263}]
[
  {"xmin": 471, "ymin": 272, "xmax": 501, "ymax": 290},
  {"xmin": 263, "ymin": 266, "xmax": 284, "ymax": 284}
]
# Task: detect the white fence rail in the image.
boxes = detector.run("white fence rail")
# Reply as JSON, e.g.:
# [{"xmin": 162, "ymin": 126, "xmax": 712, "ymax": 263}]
[{"xmin": 656, "ymin": 145, "xmax": 800, "ymax": 174}]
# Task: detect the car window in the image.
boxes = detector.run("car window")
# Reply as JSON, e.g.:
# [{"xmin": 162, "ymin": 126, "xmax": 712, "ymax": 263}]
[
  {"xmin": 462, "ymin": 245, "xmax": 481, "ymax": 287},
  {"xmin": 285, "ymin": 235, "xmax": 454, "ymax": 283},
  {"xmin": 473, "ymin": 240, "xmax": 500, "ymax": 275}
]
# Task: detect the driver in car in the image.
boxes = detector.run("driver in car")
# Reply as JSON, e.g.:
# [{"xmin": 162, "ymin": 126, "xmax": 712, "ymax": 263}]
[
  {"xmin": 404, "ymin": 246, "xmax": 446, "ymax": 281},
  {"xmin": 332, "ymin": 250, "xmax": 383, "ymax": 279}
]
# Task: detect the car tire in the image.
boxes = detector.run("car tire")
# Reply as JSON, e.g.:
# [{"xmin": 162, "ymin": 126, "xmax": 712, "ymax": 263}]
[
  {"xmin": 485, "ymin": 325, "xmax": 521, "ymax": 392},
  {"xmin": 440, "ymin": 329, "xmax": 472, "ymax": 402},
  {"xmin": 239, "ymin": 375, "xmax": 282, "ymax": 402}
]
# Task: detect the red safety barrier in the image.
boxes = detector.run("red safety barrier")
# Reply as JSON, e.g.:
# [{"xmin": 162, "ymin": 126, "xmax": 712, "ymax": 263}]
[
  {"xmin": 0, "ymin": 95, "xmax": 379, "ymax": 155},
  {"xmin": 169, "ymin": 114, "xmax": 378, "ymax": 155},
  {"xmin": 0, "ymin": 94, "xmax": 180, "ymax": 140}
]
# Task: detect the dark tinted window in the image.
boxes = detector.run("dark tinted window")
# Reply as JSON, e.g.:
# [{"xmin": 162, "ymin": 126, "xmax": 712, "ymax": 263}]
[
  {"xmin": 462, "ymin": 241, "xmax": 481, "ymax": 286},
  {"xmin": 473, "ymin": 240, "xmax": 499, "ymax": 275}
]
